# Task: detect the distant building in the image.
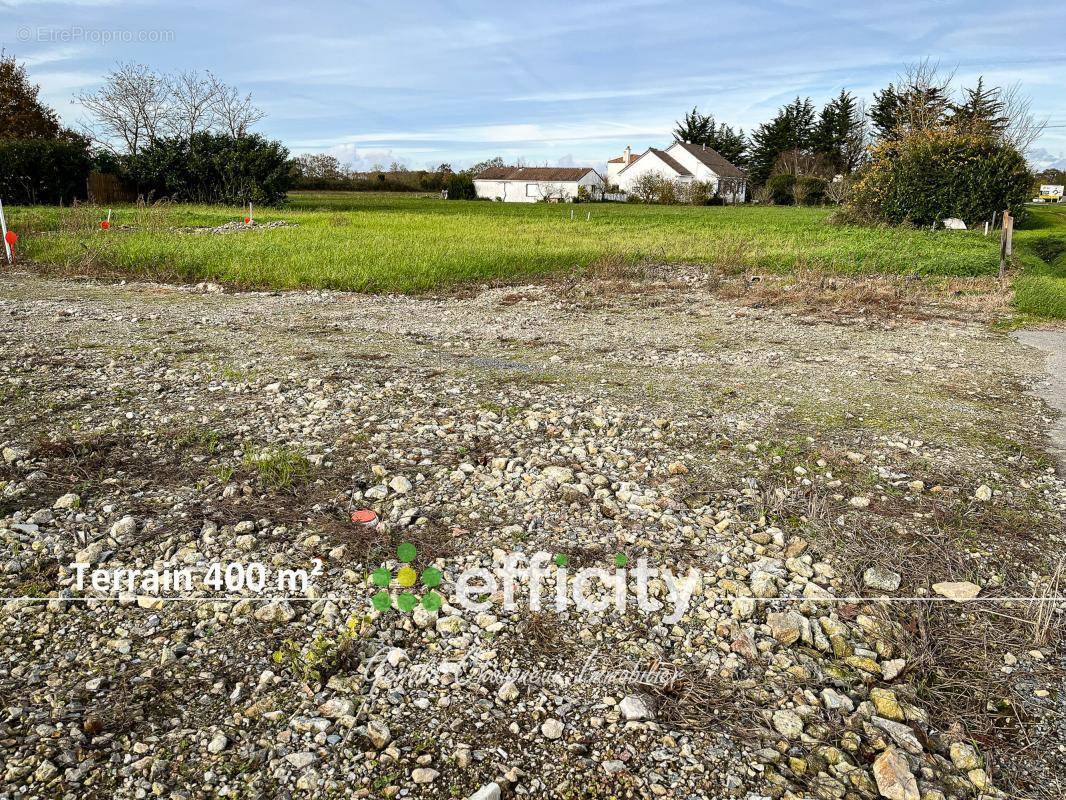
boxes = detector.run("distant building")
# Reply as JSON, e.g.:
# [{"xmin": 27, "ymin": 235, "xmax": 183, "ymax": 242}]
[
  {"xmin": 473, "ymin": 166, "xmax": 603, "ymax": 203},
  {"xmin": 612, "ymin": 142, "xmax": 747, "ymax": 203}
]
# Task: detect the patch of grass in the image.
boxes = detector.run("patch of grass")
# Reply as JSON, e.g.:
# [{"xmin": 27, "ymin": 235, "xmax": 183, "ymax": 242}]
[
  {"xmin": 11, "ymin": 193, "xmax": 1009, "ymax": 293},
  {"xmin": 1012, "ymin": 204, "xmax": 1066, "ymax": 318},
  {"xmin": 241, "ymin": 442, "xmax": 314, "ymax": 491}
]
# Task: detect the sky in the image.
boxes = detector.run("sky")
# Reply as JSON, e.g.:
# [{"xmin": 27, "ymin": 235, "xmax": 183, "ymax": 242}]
[{"xmin": 3, "ymin": 0, "xmax": 1065, "ymax": 172}]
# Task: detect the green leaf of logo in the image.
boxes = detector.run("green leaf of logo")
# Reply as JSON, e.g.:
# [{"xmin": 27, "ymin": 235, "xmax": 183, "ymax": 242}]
[
  {"xmin": 421, "ymin": 591, "xmax": 442, "ymax": 611},
  {"xmin": 371, "ymin": 567, "xmax": 391, "ymax": 588},
  {"xmin": 371, "ymin": 591, "xmax": 392, "ymax": 612},
  {"xmin": 397, "ymin": 542, "xmax": 417, "ymax": 563},
  {"xmin": 397, "ymin": 592, "xmax": 418, "ymax": 612},
  {"xmin": 614, "ymin": 552, "xmax": 629, "ymax": 568},
  {"xmin": 422, "ymin": 566, "xmax": 442, "ymax": 587}
]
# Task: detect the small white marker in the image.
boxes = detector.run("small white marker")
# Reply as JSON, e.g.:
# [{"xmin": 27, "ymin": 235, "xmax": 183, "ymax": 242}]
[
  {"xmin": 570, "ymin": 209, "xmax": 574, "ymax": 221},
  {"xmin": 586, "ymin": 211, "xmax": 591, "ymax": 221}
]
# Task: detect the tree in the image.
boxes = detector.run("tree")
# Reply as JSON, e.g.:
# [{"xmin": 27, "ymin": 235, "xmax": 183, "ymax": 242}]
[
  {"xmin": 208, "ymin": 73, "xmax": 264, "ymax": 138},
  {"xmin": 948, "ymin": 77, "xmax": 1006, "ymax": 135},
  {"xmin": 869, "ymin": 84, "xmax": 903, "ymax": 141},
  {"xmin": 125, "ymin": 131, "xmax": 291, "ymax": 204},
  {"xmin": 812, "ymin": 90, "xmax": 867, "ymax": 174},
  {"xmin": 292, "ymin": 153, "xmax": 343, "ymax": 182},
  {"xmin": 465, "ymin": 156, "xmax": 506, "ymax": 176},
  {"xmin": 76, "ymin": 63, "xmax": 174, "ymax": 155},
  {"xmin": 0, "ymin": 52, "xmax": 62, "ymax": 140},
  {"xmin": 167, "ymin": 70, "xmax": 220, "ymax": 139},
  {"xmin": 869, "ymin": 61, "xmax": 952, "ymax": 140},
  {"xmin": 673, "ymin": 106, "xmax": 747, "ymax": 166},
  {"xmin": 849, "ymin": 128, "xmax": 1031, "ymax": 224},
  {"xmin": 673, "ymin": 107, "xmax": 714, "ymax": 146},
  {"xmin": 77, "ymin": 65, "xmax": 265, "ymax": 154},
  {"xmin": 748, "ymin": 97, "xmax": 815, "ymax": 185}
]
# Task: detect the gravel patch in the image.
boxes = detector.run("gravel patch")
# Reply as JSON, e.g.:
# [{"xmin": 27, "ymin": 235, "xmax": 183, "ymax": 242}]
[{"xmin": 0, "ymin": 269, "xmax": 1063, "ymax": 799}]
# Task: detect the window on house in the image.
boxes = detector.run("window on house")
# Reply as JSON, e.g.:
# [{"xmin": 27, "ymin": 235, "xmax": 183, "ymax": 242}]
[{"xmin": 526, "ymin": 183, "xmax": 539, "ymax": 197}]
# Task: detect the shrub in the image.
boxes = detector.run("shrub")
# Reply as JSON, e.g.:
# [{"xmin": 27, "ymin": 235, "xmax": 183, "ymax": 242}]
[
  {"xmin": 629, "ymin": 173, "xmax": 682, "ymax": 204},
  {"xmin": 0, "ymin": 137, "xmax": 91, "ymax": 204},
  {"xmin": 125, "ymin": 132, "xmax": 291, "ymax": 204},
  {"xmin": 794, "ymin": 175, "xmax": 827, "ymax": 205},
  {"xmin": 824, "ymin": 176, "xmax": 853, "ymax": 206},
  {"xmin": 678, "ymin": 180, "xmax": 713, "ymax": 205},
  {"xmin": 766, "ymin": 174, "xmax": 796, "ymax": 205},
  {"xmin": 849, "ymin": 128, "xmax": 1031, "ymax": 225},
  {"xmin": 446, "ymin": 173, "xmax": 476, "ymax": 200}
]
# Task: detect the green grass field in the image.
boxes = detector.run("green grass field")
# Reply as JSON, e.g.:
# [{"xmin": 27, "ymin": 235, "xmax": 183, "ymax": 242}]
[
  {"xmin": 1011, "ymin": 203, "xmax": 1066, "ymax": 318},
  {"xmin": 6, "ymin": 191, "xmax": 1065, "ymax": 316}
]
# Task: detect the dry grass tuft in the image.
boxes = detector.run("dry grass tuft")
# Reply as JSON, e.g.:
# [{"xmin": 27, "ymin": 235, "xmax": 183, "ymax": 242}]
[
  {"xmin": 717, "ymin": 269, "xmax": 1011, "ymax": 321},
  {"xmin": 640, "ymin": 666, "xmax": 761, "ymax": 736}
]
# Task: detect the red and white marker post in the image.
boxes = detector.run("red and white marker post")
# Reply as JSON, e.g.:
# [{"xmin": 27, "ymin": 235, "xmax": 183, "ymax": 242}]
[
  {"xmin": 100, "ymin": 209, "xmax": 112, "ymax": 230},
  {"xmin": 0, "ymin": 199, "xmax": 14, "ymax": 265},
  {"xmin": 244, "ymin": 202, "xmax": 253, "ymax": 226}
]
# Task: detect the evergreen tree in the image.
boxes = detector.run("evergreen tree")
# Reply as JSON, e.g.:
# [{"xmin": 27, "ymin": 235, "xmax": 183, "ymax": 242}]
[
  {"xmin": 711, "ymin": 122, "xmax": 747, "ymax": 167},
  {"xmin": 870, "ymin": 83, "xmax": 903, "ymax": 140},
  {"xmin": 813, "ymin": 90, "xmax": 865, "ymax": 174},
  {"xmin": 748, "ymin": 97, "xmax": 815, "ymax": 185},
  {"xmin": 949, "ymin": 77, "xmax": 1008, "ymax": 135},
  {"xmin": 673, "ymin": 106, "xmax": 747, "ymax": 166},
  {"xmin": 673, "ymin": 107, "xmax": 714, "ymax": 146},
  {"xmin": 870, "ymin": 70, "xmax": 952, "ymax": 140},
  {"xmin": 0, "ymin": 52, "xmax": 62, "ymax": 140}
]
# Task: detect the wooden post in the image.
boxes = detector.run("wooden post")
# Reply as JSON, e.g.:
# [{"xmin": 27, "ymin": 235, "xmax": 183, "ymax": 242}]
[{"xmin": 998, "ymin": 210, "xmax": 1011, "ymax": 282}]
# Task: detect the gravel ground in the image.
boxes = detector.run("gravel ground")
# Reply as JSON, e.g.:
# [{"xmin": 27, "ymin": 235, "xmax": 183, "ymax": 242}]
[{"xmin": 1, "ymin": 269, "xmax": 1064, "ymax": 800}]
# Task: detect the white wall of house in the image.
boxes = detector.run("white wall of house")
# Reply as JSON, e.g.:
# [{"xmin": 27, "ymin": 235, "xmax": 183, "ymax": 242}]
[
  {"xmin": 664, "ymin": 143, "xmax": 746, "ymax": 203},
  {"xmin": 474, "ymin": 172, "xmax": 602, "ymax": 203},
  {"xmin": 616, "ymin": 152, "xmax": 691, "ymax": 193}
]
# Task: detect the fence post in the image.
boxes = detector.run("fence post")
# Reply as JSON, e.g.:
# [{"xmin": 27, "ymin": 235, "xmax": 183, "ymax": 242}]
[{"xmin": 998, "ymin": 210, "xmax": 1011, "ymax": 282}]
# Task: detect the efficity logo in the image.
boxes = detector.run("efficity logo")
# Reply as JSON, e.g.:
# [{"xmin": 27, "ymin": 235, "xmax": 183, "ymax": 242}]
[
  {"xmin": 370, "ymin": 543, "xmax": 443, "ymax": 613},
  {"xmin": 371, "ymin": 544, "xmax": 700, "ymax": 624}
]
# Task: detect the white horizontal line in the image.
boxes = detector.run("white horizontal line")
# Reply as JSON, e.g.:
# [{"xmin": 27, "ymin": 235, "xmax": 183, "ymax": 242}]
[{"xmin": 3, "ymin": 596, "xmax": 1060, "ymax": 603}]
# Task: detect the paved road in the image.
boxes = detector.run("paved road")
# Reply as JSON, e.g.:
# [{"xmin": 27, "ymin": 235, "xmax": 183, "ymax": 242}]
[{"xmin": 1014, "ymin": 329, "xmax": 1066, "ymax": 470}]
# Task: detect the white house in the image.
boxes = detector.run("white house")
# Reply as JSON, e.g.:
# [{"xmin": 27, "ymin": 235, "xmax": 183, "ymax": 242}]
[
  {"xmin": 613, "ymin": 142, "xmax": 747, "ymax": 203},
  {"xmin": 473, "ymin": 166, "xmax": 603, "ymax": 203},
  {"xmin": 605, "ymin": 145, "xmax": 639, "ymax": 188}
]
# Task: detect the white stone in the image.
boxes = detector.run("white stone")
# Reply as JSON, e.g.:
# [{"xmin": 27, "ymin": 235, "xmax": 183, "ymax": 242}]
[
  {"xmin": 932, "ymin": 581, "xmax": 981, "ymax": 602},
  {"xmin": 541, "ymin": 718, "xmax": 564, "ymax": 739}
]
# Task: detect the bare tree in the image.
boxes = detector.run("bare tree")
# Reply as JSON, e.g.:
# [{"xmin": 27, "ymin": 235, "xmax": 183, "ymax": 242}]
[
  {"xmin": 209, "ymin": 73, "xmax": 264, "ymax": 138},
  {"xmin": 76, "ymin": 63, "xmax": 172, "ymax": 154},
  {"xmin": 898, "ymin": 59, "xmax": 955, "ymax": 133},
  {"xmin": 998, "ymin": 82, "xmax": 1046, "ymax": 155},
  {"xmin": 536, "ymin": 181, "xmax": 564, "ymax": 202},
  {"xmin": 167, "ymin": 70, "xmax": 220, "ymax": 138}
]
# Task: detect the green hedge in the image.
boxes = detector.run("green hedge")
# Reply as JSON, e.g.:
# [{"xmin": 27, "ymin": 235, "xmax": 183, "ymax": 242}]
[
  {"xmin": 766, "ymin": 174, "xmax": 796, "ymax": 205},
  {"xmin": 851, "ymin": 129, "xmax": 1031, "ymax": 225},
  {"xmin": 0, "ymin": 138, "xmax": 91, "ymax": 204},
  {"xmin": 125, "ymin": 132, "xmax": 292, "ymax": 205}
]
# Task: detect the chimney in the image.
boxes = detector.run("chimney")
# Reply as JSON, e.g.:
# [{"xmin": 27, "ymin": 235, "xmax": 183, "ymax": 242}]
[{"xmin": 624, "ymin": 145, "xmax": 631, "ymax": 163}]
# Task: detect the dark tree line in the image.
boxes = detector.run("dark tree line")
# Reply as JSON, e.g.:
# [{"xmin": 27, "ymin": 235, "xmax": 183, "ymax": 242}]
[{"xmin": 673, "ymin": 61, "xmax": 1039, "ymax": 191}]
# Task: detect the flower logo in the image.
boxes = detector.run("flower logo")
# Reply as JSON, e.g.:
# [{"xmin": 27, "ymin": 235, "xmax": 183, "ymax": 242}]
[{"xmin": 370, "ymin": 543, "xmax": 442, "ymax": 613}]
